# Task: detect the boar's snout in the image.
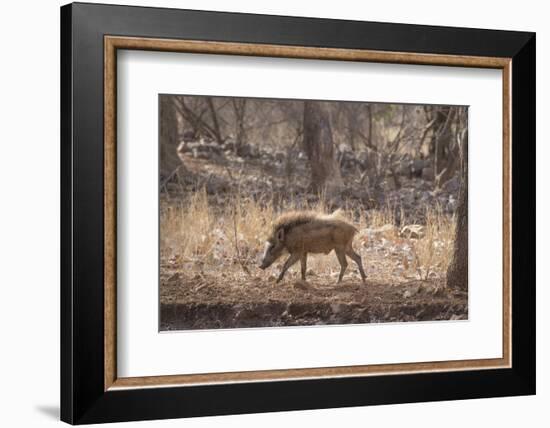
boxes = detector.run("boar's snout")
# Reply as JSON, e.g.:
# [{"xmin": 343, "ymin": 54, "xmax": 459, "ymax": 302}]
[
  {"xmin": 259, "ymin": 239, "xmax": 282, "ymax": 270},
  {"xmin": 259, "ymin": 248, "xmax": 275, "ymax": 270}
]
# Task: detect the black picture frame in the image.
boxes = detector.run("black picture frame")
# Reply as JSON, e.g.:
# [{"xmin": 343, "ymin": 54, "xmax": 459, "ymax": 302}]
[{"xmin": 61, "ymin": 2, "xmax": 535, "ymax": 424}]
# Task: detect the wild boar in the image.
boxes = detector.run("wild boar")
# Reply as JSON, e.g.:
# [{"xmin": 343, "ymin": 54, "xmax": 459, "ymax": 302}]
[{"xmin": 259, "ymin": 210, "xmax": 367, "ymax": 284}]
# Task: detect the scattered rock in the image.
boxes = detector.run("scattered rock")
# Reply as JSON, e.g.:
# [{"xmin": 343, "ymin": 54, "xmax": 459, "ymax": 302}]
[
  {"xmin": 236, "ymin": 143, "xmax": 259, "ymax": 158},
  {"xmin": 182, "ymin": 130, "xmax": 197, "ymax": 142},
  {"xmin": 403, "ymin": 290, "xmax": 414, "ymax": 299},
  {"xmin": 400, "ymin": 224, "xmax": 426, "ymax": 239},
  {"xmin": 443, "ymin": 175, "xmax": 461, "ymax": 193},
  {"xmin": 450, "ymin": 314, "xmax": 466, "ymax": 320},
  {"xmin": 403, "ymin": 285, "xmax": 420, "ymax": 299},
  {"xmin": 422, "ymin": 167, "xmax": 434, "ymax": 181},
  {"xmin": 221, "ymin": 139, "xmax": 236, "ymax": 152},
  {"xmin": 364, "ymin": 224, "xmax": 396, "ymax": 240}
]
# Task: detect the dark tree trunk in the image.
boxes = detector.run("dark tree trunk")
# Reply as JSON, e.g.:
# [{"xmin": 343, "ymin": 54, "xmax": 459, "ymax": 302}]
[
  {"xmin": 366, "ymin": 103, "xmax": 373, "ymax": 147},
  {"xmin": 345, "ymin": 103, "xmax": 358, "ymax": 150},
  {"xmin": 446, "ymin": 116, "xmax": 468, "ymax": 290},
  {"xmin": 447, "ymin": 178, "xmax": 468, "ymax": 289},
  {"xmin": 430, "ymin": 106, "xmax": 458, "ymax": 186},
  {"xmin": 206, "ymin": 97, "xmax": 223, "ymax": 144},
  {"xmin": 302, "ymin": 101, "xmax": 343, "ymax": 193},
  {"xmin": 159, "ymin": 95, "xmax": 181, "ymax": 178},
  {"xmin": 232, "ymin": 98, "xmax": 248, "ymax": 153}
]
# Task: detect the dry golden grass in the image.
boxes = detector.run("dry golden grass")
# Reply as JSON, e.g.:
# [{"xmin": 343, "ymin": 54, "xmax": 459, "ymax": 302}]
[
  {"xmin": 160, "ymin": 188, "xmax": 456, "ymax": 285},
  {"xmin": 409, "ymin": 205, "xmax": 456, "ymax": 283}
]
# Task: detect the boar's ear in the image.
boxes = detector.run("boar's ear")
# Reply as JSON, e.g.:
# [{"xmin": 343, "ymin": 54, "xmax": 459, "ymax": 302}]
[{"xmin": 276, "ymin": 228, "xmax": 284, "ymax": 242}]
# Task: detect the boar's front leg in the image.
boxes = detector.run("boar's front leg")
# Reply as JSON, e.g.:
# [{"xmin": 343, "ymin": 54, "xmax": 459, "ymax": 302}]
[{"xmin": 277, "ymin": 253, "xmax": 300, "ymax": 283}]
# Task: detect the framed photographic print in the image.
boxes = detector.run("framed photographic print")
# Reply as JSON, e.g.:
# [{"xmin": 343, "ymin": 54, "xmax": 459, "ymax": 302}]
[{"xmin": 60, "ymin": 2, "xmax": 535, "ymax": 424}]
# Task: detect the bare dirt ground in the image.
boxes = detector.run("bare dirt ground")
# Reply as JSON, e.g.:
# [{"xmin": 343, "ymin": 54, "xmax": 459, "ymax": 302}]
[
  {"xmin": 160, "ymin": 270, "xmax": 467, "ymax": 330},
  {"xmin": 160, "ymin": 141, "xmax": 467, "ymax": 331}
]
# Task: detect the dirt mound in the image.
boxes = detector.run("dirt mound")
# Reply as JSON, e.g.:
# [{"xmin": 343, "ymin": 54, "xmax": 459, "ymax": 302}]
[{"xmin": 160, "ymin": 274, "xmax": 467, "ymax": 331}]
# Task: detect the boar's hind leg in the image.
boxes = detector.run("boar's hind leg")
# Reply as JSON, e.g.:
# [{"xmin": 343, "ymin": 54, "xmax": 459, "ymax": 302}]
[
  {"xmin": 277, "ymin": 253, "xmax": 300, "ymax": 283},
  {"xmin": 346, "ymin": 247, "xmax": 367, "ymax": 284},
  {"xmin": 300, "ymin": 253, "xmax": 307, "ymax": 281},
  {"xmin": 335, "ymin": 248, "xmax": 348, "ymax": 283}
]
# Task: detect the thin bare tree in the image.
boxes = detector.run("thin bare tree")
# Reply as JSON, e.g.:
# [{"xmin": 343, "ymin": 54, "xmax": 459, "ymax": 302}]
[{"xmin": 206, "ymin": 97, "xmax": 224, "ymax": 144}]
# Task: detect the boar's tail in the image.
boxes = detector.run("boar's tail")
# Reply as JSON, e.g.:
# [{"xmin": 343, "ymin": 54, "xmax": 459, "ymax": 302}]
[{"xmin": 325, "ymin": 209, "xmax": 358, "ymax": 234}]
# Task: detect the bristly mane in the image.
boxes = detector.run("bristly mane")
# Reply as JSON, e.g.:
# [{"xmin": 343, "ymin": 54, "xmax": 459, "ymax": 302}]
[
  {"xmin": 269, "ymin": 210, "xmax": 356, "ymax": 238},
  {"xmin": 271, "ymin": 211, "xmax": 318, "ymax": 235}
]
